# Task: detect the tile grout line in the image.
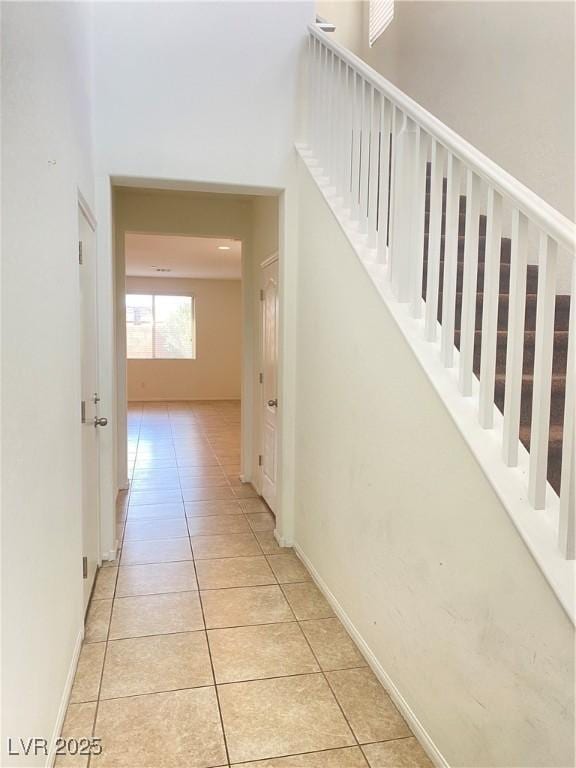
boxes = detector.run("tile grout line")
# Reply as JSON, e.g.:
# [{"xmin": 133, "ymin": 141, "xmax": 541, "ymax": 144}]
[
  {"xmin": 79, "ymin": 405, "xmax": 142, "ymax": 763},
  {"xmin": 188, "ymin": 540, "xmax": 233, "ymax": 767},
  {"xmin": 180, "ymin": 419, "xmax": 232, "ymax": 768},
  {"xmin": 82, "ymin": 403, "xmax": 416, "ymax": 768}
]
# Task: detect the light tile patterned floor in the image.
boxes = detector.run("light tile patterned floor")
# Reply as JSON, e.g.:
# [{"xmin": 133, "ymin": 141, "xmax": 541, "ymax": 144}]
[{"xmin": 60, "ymin": 401, "xmax": 433, "ymax": 768}]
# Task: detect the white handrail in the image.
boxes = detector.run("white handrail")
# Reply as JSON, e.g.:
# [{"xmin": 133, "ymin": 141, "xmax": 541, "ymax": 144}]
[{"xmin": 308, "ymin": 24, "xmax": 576, "ymax": 255}]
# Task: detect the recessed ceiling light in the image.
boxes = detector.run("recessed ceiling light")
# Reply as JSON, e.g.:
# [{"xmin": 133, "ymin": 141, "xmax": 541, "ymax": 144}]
[{"xmin": 218, "ymin": 245, "xmax": 231, "ymax": 251}]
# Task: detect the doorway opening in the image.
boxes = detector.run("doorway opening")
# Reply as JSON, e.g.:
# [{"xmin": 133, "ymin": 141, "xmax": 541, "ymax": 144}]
[{"xmin": 110, "ymin": 185, "xmax": 281, "ymax": 559}]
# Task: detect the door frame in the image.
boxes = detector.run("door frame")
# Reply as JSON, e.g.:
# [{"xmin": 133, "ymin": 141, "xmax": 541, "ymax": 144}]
[
  {"xmin": 78, "ymin": 194, "xmax": 102, "ymax": 594},
  {"xmin": 99, "ymin": 179, "xmax": 295, "ymax": 559}
]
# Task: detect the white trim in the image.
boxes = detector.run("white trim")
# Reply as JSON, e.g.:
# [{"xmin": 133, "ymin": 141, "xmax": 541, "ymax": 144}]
[
  {"xmin": 260, "ymin": 251, "xmax": 279, "ymax": 269},
  {"xmin": 77, "ymin": 189, "xmax": 97, "ymax": 232},
  {"xmin": 297, "ymin": 149, "xmax": 576, "ymax": 625},
  {"xmin": 46, "ymin": 628, "xmax": 84, "ymax": 768},
  {"xmin": 273, "ymin": 527, "xmax": 288, "ymax": 548},
  {"xmin": 126, "ymin": 396, "xmax": 241, "ymax": 403},
  {"xmin": 294, "ymin": 544, "xmax": 449, "ymax": 768},
  {"xmin": 101, "ymin": 540, "xmax": 119, "ymax": 562}
]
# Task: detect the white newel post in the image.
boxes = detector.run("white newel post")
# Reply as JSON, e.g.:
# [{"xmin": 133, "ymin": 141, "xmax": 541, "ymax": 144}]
[
  {"xmin": 390, "ymin": 115, "xmax": 418, "ymax": 302},
  {"xmin": 559, "ymin": 262, "xmax": 576, "ymax": 558}
]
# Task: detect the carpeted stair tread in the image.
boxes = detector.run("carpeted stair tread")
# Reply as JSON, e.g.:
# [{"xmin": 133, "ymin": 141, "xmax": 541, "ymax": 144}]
[
  {"xmin": 423, "ymin": 262, "xmax": 539, "ymax": 297},
  {"xmin": 445, "ymin": 293, "xmax": 571, "ymax": 333},
  {"xmin": 424, "ymin": 212, "xmax": 487, "ymax": 238},
  {"xmin": 423, "ymin": 235, "xmax": 512, "ymax": 263},
  {"xmin": 453, "ymin": 330, "xmax": 569, "ymax": 376},
  {"xmin": 494, "ymin": 374, "xmax": 566, "ymax": 427}
]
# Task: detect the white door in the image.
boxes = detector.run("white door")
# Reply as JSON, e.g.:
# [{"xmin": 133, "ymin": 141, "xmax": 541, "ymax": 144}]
[
  {"xmin": 79, "ymin": 206, "xmax": 102, "ymax": 610},
  {"xmin": 260, "ymin": 256, "xmax": 279, "ymax": 512}
]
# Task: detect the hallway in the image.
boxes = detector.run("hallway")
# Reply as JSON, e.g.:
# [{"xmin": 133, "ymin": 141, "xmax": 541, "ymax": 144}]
[{"xmin": 61, "ymin": 401, "xmax": 432, "ymax": 768}]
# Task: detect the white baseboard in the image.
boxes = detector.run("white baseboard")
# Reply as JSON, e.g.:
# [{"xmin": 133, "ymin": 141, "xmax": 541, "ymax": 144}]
[
  {"xmin": 46, "ymin": 627, "xmax": 84, "ymax": 768},
  {"xmin": 101, "ymin": 539, "xmax": 119, "ymax": 562},
  {"xmin": 127, "ymin": 397, "xmax": 241, "ymax": 403},
  {"xmin": 294, "ymin": 543, "xmax": 450, "ymax": 768},
  {"xmin": 273, "ymin": 528, "xmax": 288, "ymax": 548}
]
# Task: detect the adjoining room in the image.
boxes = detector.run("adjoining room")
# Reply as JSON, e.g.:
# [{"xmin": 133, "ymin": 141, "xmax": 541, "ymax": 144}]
[{"xmin": 125, "ymin": 233, "xmax": 242, "ymax": 403}]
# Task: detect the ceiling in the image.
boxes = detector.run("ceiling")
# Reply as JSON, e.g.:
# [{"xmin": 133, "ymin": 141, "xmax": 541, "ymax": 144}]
[{"xmin": 125, "ymin": 233, "xmax": 241, "ymax": 279}]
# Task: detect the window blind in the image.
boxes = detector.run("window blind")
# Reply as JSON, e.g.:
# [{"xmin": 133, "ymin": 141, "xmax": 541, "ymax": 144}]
[
  {"xmin": 369, "ymin": 0, "xmax": 394, "ymax": 47},
  {"xmin": 126, "ymin": 294, "xmax": 195, "ymax": 359}
]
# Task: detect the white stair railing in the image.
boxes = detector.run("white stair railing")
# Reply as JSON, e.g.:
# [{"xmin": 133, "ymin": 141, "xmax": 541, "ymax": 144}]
[{"xmin": 300, "ymin": 25, "xmax": 576, "ymax": 562}]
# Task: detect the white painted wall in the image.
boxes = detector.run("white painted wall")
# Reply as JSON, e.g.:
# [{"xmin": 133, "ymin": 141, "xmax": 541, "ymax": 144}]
[
  {"xmin": 126, "ymin": 276, "xmax": 242, "ymax": 402},
  {"xmin": 93, "ymin": 1, "xmax": 313, "ymax": 189},
  {"xmin": 93, "ymin": 0, "xmax": 313, "ymax": 541},
  {"xmin": 291, "ymin": 157, "xmax": 575, "ymax": 767},
  {"xmin": 1, "ymin": 2, "xmax": 95, "ymax": 764}
]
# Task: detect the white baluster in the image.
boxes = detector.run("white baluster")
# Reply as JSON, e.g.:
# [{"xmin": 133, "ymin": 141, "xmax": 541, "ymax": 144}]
[
  {"xmin": 459, "ymin": 171, "xmax": 481, "ymax": 395},
  {"xmin": 342, "ymin": 64, "xmax": 353, "ymax": 215},
  {"xmin": 424, "ymin": 141, "xmax": 446, "ymax": 340},
  {"xmin": 478, "ymin": 188, "xmax": 503, "ymax": 428},
  {"xmin": 502, "ymin": 210, "xmax": 528, "ymax": 466},
  {"xmin": 440, "ymin": 153, "xmax": 462, "ymax": 366},
  {"xmin": 336, "ymin": 57, "xmax": 345, "ymax": 200},
  {"xmin": 305, "ymin": 35, "xmax": 312, "ymax": 147},
  {"xmin": 376, "ymin": 96, "xmax": 391, "ymax": 264},
  {"xmin": 359, "ymin": 79, "xmax": 370, "ymax": 235},
  {"xmin": 317, "ymin": 45, "xmax": 328, "ymax": 176},
  {"xmin": 409, "ymin": 129, "xmax": 428, "ymax": 318},
  {"xmin": 559, "ymin": 262, "xmax": 575, "ymax": 557},
  {"xmin": 312, "ymin": 38, "xmax": 320, "ymax": 157},
  {"xmin": 310, "ymin": 37, "xmax": 317, "ymax": 153},
  {"xmin": 390, "ymin": 114, "xmax": 418, "ymax": 301},
  {"xmin": 528, "ymin": 233, "xmax": 558, "ymax": 509},
  {"xmin": 367, "ymin": 87, "xmax": 380, "ymax": 249},
  {"xmin": 387, "ymin": 106, "xmax": 401, "ymax": 281},
  {"xmin": 328, "ymin": 50, "xmax": 336, "ymax": 186},
  {"xmin": 350, "ymin": 72, "xmax": 361, "ymax": 223}
]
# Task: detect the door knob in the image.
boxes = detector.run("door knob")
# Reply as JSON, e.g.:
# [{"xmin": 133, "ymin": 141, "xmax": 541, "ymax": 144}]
[
  {"xmin": 267, "ymin": 399, "xmax": 278, "ymax": 408},
  {"xmin": 94, "ymin": 417, "xmax": 108, "ymax": 427}
]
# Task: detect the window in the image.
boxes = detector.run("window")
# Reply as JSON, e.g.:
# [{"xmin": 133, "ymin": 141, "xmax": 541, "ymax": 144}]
[
  {"xmin": 369, "ymin": 0, "xmax": 394, "ymax": 47},
  {"xmin": 126, "ymin": 294, "xmax": 195, "ymax": 359}
]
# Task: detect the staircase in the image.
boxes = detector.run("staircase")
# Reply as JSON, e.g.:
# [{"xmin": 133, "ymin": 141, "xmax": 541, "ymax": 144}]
[
  {"xmin": 422, "ymin": 177, "xmax": 571, "ymax": 493},
  {"xmin": 299, "ymin": 23, "xmax": 575, "ymax": 616}
]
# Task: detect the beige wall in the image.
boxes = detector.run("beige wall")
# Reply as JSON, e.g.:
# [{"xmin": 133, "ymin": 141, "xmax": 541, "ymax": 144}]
[
  {"xmin": 316, "ymin": 0, "xmax": 574, "ymax": 288},
  {"xmin": 292, "ymin": 157, "xmax": 574, "ymax": 767},
  {"xmin": 361, "ymin": 1, "xmax": 575, "ymax": 221},
  {"xmin": 126, "ymin": 276, "xmax": 242, "ymax": 402},
  {"xmin": 316, "ymin": 0, "xmax": 365, "ymax": 52}
]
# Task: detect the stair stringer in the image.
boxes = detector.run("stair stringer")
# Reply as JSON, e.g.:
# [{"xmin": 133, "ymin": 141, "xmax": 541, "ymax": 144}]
[{"xmin": 296, "ymin": 144, "xmax": 575, "ymax": 624}]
